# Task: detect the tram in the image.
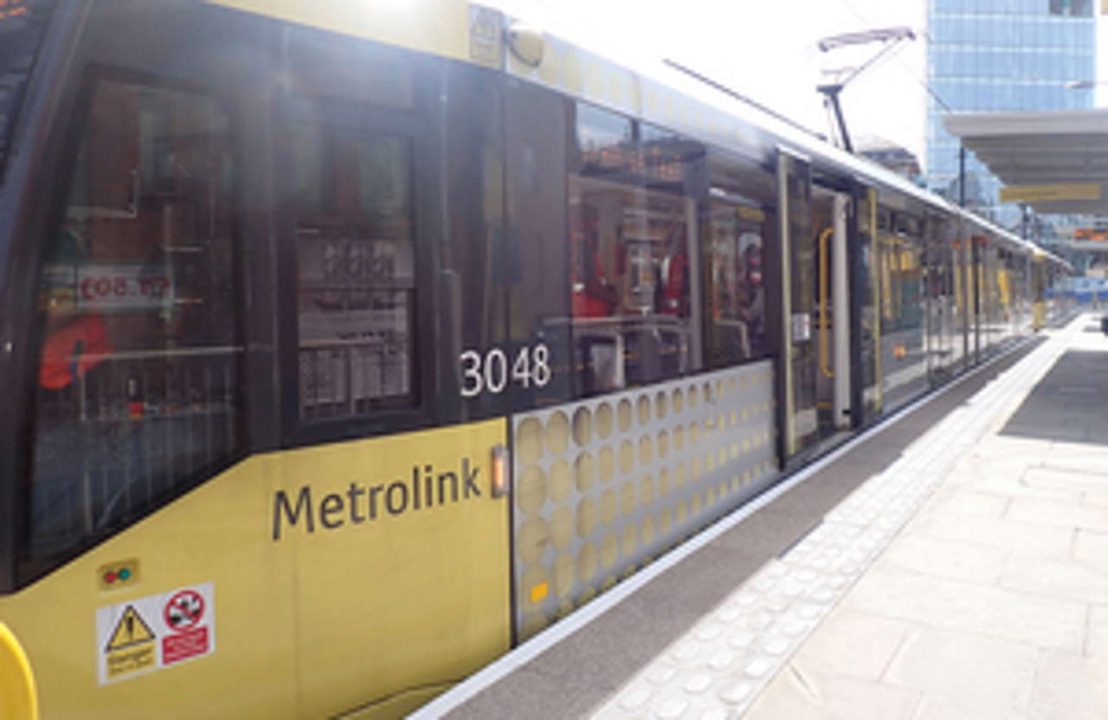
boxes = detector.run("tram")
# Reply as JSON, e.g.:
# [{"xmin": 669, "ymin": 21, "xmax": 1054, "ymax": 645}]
[{"xmin": 0, "ymin": 2, "xmax": 1068, "ymax": 718}]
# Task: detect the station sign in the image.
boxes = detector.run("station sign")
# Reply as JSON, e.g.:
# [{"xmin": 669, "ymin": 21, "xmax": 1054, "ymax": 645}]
[
  {"xmin": 999, "ymin": 183, "xmax": 1101, "ymax": 203},
  {"xmin": 1073, "ymin": 227, "xmax": 1108, "ymax": 241}
]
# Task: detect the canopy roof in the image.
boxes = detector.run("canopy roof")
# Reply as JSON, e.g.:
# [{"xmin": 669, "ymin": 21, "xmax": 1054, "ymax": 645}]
[{"xmin": 945, "ymin": 109, "xmax": 1108, "ymax": 215}]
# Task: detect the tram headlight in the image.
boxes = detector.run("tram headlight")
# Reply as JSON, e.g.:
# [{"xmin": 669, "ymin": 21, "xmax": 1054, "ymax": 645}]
[{"xmin": 491, "ymin": 445, "xmax": 509, "ymax": 498}]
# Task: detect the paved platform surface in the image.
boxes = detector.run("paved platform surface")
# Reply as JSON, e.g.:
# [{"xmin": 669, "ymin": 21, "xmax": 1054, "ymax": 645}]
[
  {"xmin": 742, "ymin": 315, "xmax": 1108, "ymax": 720},
  {"xmin": 416, "ymin": 314, "xmax": 1104, "ymax": 720}
]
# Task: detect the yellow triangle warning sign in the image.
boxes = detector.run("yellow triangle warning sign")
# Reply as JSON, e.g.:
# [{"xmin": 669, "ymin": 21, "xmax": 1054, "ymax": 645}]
[{"xmin": 105, "ymin": 605, "xmax": 155, "ymax": 652}]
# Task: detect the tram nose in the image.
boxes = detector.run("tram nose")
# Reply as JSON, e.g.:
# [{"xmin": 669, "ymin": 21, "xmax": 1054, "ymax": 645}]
[{"xmin": 0, "ymin": 622, "xmax": 38, "ymax": 720}]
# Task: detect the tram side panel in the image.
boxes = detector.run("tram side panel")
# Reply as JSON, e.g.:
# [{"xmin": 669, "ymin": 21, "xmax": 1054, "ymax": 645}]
[
  {"xmin": 502, "ymin": 85, "xmax": 784, "ymax": 637},
  {"xmin": 510, "ymin": 365, "xmax": 778, "ymax": 640},
  {"xmin": 261, "ymin": 25, "xmax": 521, "ymax": 716},
  {"xmin": 0, "ymin": 427, "xmax": 512, "ymax": 720},
  {"xmin": 0, "ymin": 5, "xmax": 517, "ymax": 719}
]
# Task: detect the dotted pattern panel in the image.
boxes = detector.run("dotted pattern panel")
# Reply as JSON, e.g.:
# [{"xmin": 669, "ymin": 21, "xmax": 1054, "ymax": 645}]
[{"xmin": 511, "ymin": 361, "xmax": 777, "ymax": 640}]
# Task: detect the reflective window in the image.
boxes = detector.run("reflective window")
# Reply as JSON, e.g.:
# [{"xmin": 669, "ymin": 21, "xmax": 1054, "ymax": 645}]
[
  {"xmin": 569, "ymin": 105, "xmax": 703, "ymax": 394},
  {"xmin": 292, "ymin": 122, "xmax": 417, "ymax": 419},
  {"xmin": 504, "ymin": 79, "xmax": 574, "ymax": 407},
  {"xmin": 704, "ymin": 158, "xmax": 774, "ymax": 367},
  {"xmin": 28, "ymin": 79, "xmax": 240, "ymax": 567},
  {"xmin": 877, "ymin": 209, "xmax": 926, "ymax": 411},
  {"xmin": 880, "ymin": 214, "xmax": 924, "ymax": 334},
  {"xmin": 0, "ymin": 0, "xmax": 51, "ymax": 177},
  {"xmin": 285, "ymin": 26, "xmax": 425, "ymax": 423}
]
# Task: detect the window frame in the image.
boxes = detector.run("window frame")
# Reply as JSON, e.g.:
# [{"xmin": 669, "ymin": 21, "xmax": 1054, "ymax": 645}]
[
  {"xmin": 701, "ymin": 148, "xmax": 779, "ymax": 371},
  {"xmin": 568, "ymin": 100, "xmax": 711, "ymax": 396},
  {"xmin": 275, "ymin": 87, "xmax": 440, "ymax": 449}
]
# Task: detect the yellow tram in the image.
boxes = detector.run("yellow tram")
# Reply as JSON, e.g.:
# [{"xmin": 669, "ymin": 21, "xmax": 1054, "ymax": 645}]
[{"xmin": 0, "ymin": 2, "xmax": 1067, "ymax": 718}]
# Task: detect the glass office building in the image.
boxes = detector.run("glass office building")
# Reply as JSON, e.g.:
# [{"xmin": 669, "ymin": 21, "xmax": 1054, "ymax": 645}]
[{"xmin": 927, "ymin": 0, "xmax": 1096, "ymax": 226}]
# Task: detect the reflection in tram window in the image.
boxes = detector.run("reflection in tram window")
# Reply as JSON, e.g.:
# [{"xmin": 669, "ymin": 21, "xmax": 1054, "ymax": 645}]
[
  {"xmin": 29, "ymin": 80, "xmax": 241, "ymax": 567},
  {"xmin": 924, "ymin": 213, "xmax": 961, "ymax": 377},
  {"xmin": 504, "ymin": 79, "xmax": 574, "ymax": 407},
  {"xmin": 857, "ymin": 193, "xmax": 880, "ymax": 421},
  {"xmin": 569, "ymin": 104, "xmax": 703, "ymax": 395},
  {"xmin": 293, "ymin": 122, "xmax": 416, "ymax": 418},
  {"xmin": 703, "ymin": 182, "xmax": 772, "ymax": 368},
  {"xmin": 877, "ymin": 208, "xmax": 926, "ymax": 411}
]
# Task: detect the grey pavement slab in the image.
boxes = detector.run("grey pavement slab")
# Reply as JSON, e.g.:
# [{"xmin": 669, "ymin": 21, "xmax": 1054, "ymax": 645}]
[
  {"xmin": 1002, "ymin": 348, "xmax": 1108, "ymax": 446},
  {"xmin": 742, "ymin": 316, "xmax": 1108, "ymax": 720}
]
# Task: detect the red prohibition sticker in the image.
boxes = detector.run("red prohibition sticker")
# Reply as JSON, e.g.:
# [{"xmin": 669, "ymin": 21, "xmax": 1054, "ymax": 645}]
[
  {"xmin": 96, "ymin": 581, "xmax": 216, "ymax": 684},
  {"xmin": 163, "ymin": 589, "xmax": 205, "ymax": 631}
]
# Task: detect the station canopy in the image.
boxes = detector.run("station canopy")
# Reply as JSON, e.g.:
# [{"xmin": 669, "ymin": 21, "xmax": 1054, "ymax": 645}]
[{"xmin": 945, "ymin": 109, "xmax": 1108, "ymax": 216}]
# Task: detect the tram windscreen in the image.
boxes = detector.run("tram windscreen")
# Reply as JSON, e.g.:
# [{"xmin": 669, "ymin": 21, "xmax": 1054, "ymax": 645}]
[
  {"xmin": 25, "ymin": 78, "xmax": 242, "ymax": 571},
  {"xmin": 0, "ymin": 1, "xmax": 53, "ymax": 180}
]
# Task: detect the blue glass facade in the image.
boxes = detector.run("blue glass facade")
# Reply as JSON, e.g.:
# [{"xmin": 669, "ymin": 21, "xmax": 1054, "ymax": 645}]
[{"xmin": 926, "ymin": 0, "xmax": 1096, "ymax": 224}]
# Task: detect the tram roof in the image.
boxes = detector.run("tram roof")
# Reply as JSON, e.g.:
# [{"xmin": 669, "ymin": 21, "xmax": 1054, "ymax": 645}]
[
  {"xmin": 500, "ymin": 16, "xmax": 1068, "ymax": 268},
  {"xmin": 203, "ymin": 0, "xmax": 1069, "ymax": 271}
]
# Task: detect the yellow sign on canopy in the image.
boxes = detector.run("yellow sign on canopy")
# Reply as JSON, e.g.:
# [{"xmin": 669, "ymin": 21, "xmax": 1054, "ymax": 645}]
[{"xmin": 999, "ymin": 183, "xmax": 1101, "ymax": 203}]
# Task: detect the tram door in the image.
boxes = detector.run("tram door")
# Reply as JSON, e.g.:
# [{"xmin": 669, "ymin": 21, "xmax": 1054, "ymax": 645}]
[{"xmin": 778, "ymin": 151, "xmax": 851, "ymax": 461}]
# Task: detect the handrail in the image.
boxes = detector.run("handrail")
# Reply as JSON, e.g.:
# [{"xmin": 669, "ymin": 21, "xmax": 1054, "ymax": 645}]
[
  {"xmin": 818, "ymin": 227, "xmax": 834, "ymax": 379},
  {"xmin": 47, "ymin": 345, "xmax": 243, "ymax": 365}
]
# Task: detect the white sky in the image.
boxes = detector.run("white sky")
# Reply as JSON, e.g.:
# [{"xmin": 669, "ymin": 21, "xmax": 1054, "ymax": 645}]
[{"xmin": 493, "ymin": 0, "xmax": 1108, "ymax": 172}]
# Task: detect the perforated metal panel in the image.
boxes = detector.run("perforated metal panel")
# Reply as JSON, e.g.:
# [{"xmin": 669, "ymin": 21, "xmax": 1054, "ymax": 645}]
[{"xmin": 510, "ymin": 360, "xmax": 778, "ymax": 639}]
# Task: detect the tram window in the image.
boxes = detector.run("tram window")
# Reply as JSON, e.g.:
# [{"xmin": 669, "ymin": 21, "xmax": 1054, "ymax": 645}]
[
  {"xmin": 570, "ymin": 105, "xmax": 702, "ymax": 395},
  {"xmin": 879, "ymin": 210, "xmax": 923, "ymax": 333},
  {"xmin": 703, "ymin": 159, "xmax": 775, "ymax": 367},
  {"xmin": 503, "ymin": 79, "xmax": 573, "ymax": 407},
  {"xmin": 439, "ymin": 65, "xmax": 513, "ymax": 415},
  {"xmin": 27, "ymin": 79, "xmax": 240, "ymax": 568},
  {"xmin": 292, "ymin": 122, "xmax": 416, "ymax": 419}
]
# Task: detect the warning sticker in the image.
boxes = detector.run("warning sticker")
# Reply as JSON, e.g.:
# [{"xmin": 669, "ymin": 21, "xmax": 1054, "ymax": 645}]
[
  {"xmin": 95, "ymin": 582, "xmax": 215, "ymax": 685},
  {"xmin": 161, "ymin": 589, "xmax": 209, "ymax": 666},
  {"xmin": 106, "ymin": 605, "xmax": 156, "ymax": 650},
  {"xmin": 103, "ymin": 606, "xmax": 156, "ymax": 680}
]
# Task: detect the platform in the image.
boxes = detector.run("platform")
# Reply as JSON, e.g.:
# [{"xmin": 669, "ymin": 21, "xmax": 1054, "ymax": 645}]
[{"xmin": 412, "ymin": 313, "xmax": 1108, "ymax": 720}]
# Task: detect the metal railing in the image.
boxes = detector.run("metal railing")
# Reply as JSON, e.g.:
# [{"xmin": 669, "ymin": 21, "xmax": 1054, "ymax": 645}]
[{"xmin": 30, "ymin": 346, "xmax": 240, "ymax": 556}]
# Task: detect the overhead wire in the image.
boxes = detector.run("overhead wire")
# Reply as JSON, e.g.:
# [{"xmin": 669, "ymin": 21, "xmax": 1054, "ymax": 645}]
[{"xmin": 830, "ymin": 0, "xmax": 954, "ymax": 113}]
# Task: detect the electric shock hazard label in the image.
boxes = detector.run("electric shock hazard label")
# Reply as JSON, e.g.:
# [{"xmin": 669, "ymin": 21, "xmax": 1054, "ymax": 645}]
[{"xmin": 95, "ymin": 582, "xmax": 215, "ymax": 685}]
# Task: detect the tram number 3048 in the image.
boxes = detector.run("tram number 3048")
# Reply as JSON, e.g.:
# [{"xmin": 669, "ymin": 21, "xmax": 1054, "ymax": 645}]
[{"xmin": 460, "ymin": 344, "xmax": 551, "ymax": 397}]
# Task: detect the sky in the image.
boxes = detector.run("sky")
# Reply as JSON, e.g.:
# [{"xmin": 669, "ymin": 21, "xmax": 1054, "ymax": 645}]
[{"xmin": 491, "ymin": 0, "xmax": 1108, "ymax": 173}]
